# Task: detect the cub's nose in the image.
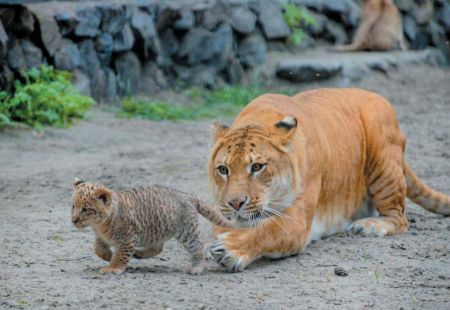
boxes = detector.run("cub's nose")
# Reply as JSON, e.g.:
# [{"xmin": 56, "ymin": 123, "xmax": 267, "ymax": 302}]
[{"xmin": 226, "ymin": 196, "xmax": 248, "ymax": 211}]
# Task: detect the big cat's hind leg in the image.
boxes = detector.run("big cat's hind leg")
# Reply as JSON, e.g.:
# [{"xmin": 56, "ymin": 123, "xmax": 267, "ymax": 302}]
[{"xmin": 348, "ymin": 145, "xmax": 409, "ymax": 236}]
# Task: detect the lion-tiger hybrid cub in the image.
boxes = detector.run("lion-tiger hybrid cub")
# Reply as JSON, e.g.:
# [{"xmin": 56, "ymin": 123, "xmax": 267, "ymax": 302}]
[
  {"xmin": 71, "ymin": 178, "xmax": 232, "ymax": 274},
  {"xmin": 207, "ymin": 88, "xmax": 450, "ymax": 272},
  {"xmin": 334, "ymin": 0, "xmax": 406, "ymax": 51}
]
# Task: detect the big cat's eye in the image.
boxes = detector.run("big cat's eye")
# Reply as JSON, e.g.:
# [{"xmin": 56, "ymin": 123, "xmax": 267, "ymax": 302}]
[
  {"xmin": 251, "ymin": 163, "xmax": 265, "ymax": 174},
  {"xmin": 217, "ymin": 165, "xmax": 229, "ymax": 176}
]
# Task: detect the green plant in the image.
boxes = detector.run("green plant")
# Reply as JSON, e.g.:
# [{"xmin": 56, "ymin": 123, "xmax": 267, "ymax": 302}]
[
  {"xmin": 282, "ymin": 3, "xmax": 316, "ymax": 46},
  {"xmin": 0, "ymin": 65, "xmax": 95, "ymax": 130}
]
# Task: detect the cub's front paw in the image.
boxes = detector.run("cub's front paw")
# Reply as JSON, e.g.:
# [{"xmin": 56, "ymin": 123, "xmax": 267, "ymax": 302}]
[
  {"xmin": 100, "ymin": 266, "xmax": 125, "ymax": 274},
  {"xmin": 206, "ymin": 233, "xmax": 252, "ymax": 272},
  {"xmin": 96, "ymin": 250, "xmax": 112, "ymax": 262}
]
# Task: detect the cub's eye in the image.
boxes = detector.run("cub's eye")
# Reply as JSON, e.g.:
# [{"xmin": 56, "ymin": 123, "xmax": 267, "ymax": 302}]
[
  {"xmin": 72, "ymin": 205, "xmax": 74, "ymax": 210},
  {"xmin": 81, "ymin": 207, "xmax": 88, "ymax": 213},
  {"xmin": 251, "ymin": 163, "xmax": 265, "ymax": 174},
  {"xmin": 217, "ymin": 165, "xmax": 229, "ymax": 176}
]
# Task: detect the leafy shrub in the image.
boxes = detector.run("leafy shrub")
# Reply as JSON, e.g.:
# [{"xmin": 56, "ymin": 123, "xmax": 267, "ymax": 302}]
[
  {"xmin": 282, "ymin": 3, "xmax": 316, "ymax": 46},
  {"xmin": 0, "ymin": 66, "xmax": 95, "ymax": 130}
]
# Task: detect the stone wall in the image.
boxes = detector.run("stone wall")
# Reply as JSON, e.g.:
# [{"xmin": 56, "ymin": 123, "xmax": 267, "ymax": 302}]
[{"xmin": 0, "ymin": 0, "xmax": 449, "ymax": 102}]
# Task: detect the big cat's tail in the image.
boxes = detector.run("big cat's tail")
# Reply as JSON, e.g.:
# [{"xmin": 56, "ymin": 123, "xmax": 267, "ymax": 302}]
[
  {"xmin": 194, "ymin": 197, "xmax": 234, "ymax": 227},
  {"xmin": 405, "ymin": 161, "xmax": 450, "ymax": 215}
]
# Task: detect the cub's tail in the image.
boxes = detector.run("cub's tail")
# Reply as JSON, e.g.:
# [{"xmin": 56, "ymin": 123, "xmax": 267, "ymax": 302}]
[
  {"xmin": 193, "ymin": 197, "xmax": 234, "ymax": 227},
  {"xmin": 405, "ymin": 161, "xmax": 450, "ymax": 215}
]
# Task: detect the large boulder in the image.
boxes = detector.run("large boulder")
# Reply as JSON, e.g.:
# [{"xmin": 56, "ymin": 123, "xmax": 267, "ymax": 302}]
[
  {"xmin": 95, "ymin": 33, "xmax": 113, "ymax": 65},
  {"xmin": 177, "ymin": 28, "xmax": 214, "ymax": 65},
  {"xmin": 7, "ymin": 39, "xmax": 44, "ymax": 70},
  {"xmin": 403, "ymin": 15, "xmax": 418, "ymax": 42},
  {"xmin": 113, "ymin": 23, "xmax": 135, "ymax": 52},
  {"xmin": 74, "ymin": 6, "xmax": 101, "ymax": 37},
  {"xmin": 201, "ymin": 2, "xmax": 229, "ymax": 30},
  {"xmin": 209, "ymin": 23, "xmax": 234, "ymax": 71},
  {"xmin": 78, "ymin": 40, "xmax": 105, "ymax": 100},
  {"xmin": 29, "ymin": 6, "xmax": 62, "ymax": 56},
  {"xmin": 72, "ymin": 69, "xmax": 91, "ymax": 97},
  {"xmin": 130, "ymin": 8, "xmax": 160, "ymax": 57},
  {"xmin": 99, "ymin": 4, "xmax": 129, "ymax": 36},
  {"xmin": 103, "ymin": 67, "xmax": 117, "ymax": 102},
  {"xmin": 0, "ymin": 19, "xmax": 7, "ymax": 65},
  {"xmin": 114, "ymin": 51, "xmax": 141, "ymax": 95},
  {"xmin": 229, "ymin": 6, "xmax": 257, "ymax": 35},
  {"xmin": 160, "ymin": 28, "xmax": 179, "ymax": 57},
  {"xmin": 140, "ymin": 61, "xmax": 168, "ymax": 93},
  {"xmin": 10, "ymin": 8, "xmax": 35, "ymax": 36},
  {"xmin": 54, "ymin": 39, "xmax": 81, "ymax": 71},
  {"xmin": 54, "ymin": 10, "xmax": 78, "ymax": 36},
  {"xmin": 238, "ymin": 34, "xmax": 267, "ymax": 67},
  {"xmin": 173, "ymin": 9, "xmax": 194, "ymax": 30},
  {"xmin": 251, "ymin": 0, "xmax": 290, "ymax": 39}
]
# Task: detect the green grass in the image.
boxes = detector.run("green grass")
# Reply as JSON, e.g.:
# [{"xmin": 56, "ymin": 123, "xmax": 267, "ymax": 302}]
[
  {"xmin": 0, "ymin": 65, "xmax": 95, "ymax": 130},
  {"xmin": 118, "ymin": 85, "xmax": 297, "ymax": 121}
]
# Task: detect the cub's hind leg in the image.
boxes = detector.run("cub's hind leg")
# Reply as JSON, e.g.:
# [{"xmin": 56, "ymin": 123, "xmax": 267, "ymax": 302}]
[
  {"xmin": 175, "ymin": 209, "xmax": 204, "ymax": 275},
  {"xmin": 133, "ymin": 245, "xmax": 164, "ymax": 259},
  {"xmin": 349, "ymin": 144, "xmax": 409, "ymax": 236}
]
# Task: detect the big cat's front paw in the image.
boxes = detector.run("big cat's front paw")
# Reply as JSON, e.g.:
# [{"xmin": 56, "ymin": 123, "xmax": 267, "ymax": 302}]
[{"xmin": 206, "ymin": 233, "xmax": 253, "ymax": 272}]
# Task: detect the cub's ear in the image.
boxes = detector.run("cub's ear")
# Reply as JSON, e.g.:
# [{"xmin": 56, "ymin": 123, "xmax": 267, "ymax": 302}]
[
  {"xmin": 73, "ymin": 177, "xmax": 84, "ymax": 188},
  {"xmin": 93, "ymin": 188, "xmax": 112, "ymax": 207},
  {"xmin": 212, "ymin": 120, "xmax": 229, "ymax": 141},
  {"xmin": 274, "ymin": 115, "xmax": 297, "ymax": 144}
]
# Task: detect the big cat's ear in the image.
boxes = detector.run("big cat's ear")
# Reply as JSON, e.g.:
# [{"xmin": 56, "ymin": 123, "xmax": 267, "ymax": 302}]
[
  {"xmin": 274, "ymin": 115, "xmax": 297, "ymax": 144},
  {"xmin": 73, "ymin": 177, "xmax": 84, "ymax": 188},
  {"xmin": 212, "ymin": 120, "xmax": 229, "ymax": 141},
  {"xmin": 93, "ymin": 188, "xmax": 112, "ymax": 207}
]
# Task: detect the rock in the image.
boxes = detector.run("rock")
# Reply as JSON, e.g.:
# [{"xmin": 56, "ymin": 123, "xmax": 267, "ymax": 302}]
[
  {"xmin": 0, "ymin": 64, "xmax": 14, "ymax": 92},
  {"xmin": 74, "ymin": 6, "xmax": 101, "ymax": 37},
  {"xmin": 209, "ymin": 23, "xmax": 233, "ymax": 71},
  {"xmin": 11, "ymin": 8, "xmax": 34, "ymax": 36},
  {"xmin": 114, "ymin": 51, "xmax": 141, "ymax": 95},
  {"xmin": 178, "ymin": 28, "xmax": 214, "ymax": 65},
  {"xmin": 325, "ymin": 20, "xmax": 348, "ymax": 44},
  {"xmin": 201, "ymin": 2, "xmax": 229, "ymax": 30},
  {"xmin": 307, "ymin": 12, "xmax": 328, "ymax": 36},
  {"xmin": 156, "ymin": 8, "xmax": 177, "ymax": 31},
  {"xmin": 410, "ymin": 27, "xmax": 430, "ymax": 50},
  {"xmin": 225, "ymin": 57, "xmax": 244, "ymax": 84},
  {"xmin": 95, "ymin": 33, "xmax": 113, "ymax": 65},
  {"xmin": 334, "ymin": 266, "xmax": 349, "ymax": 277},
  {"xmin": 174, "ymin": 9, "xmax": 194, "ymax": 30},
  {"xmin": 54, "ymin": 11, "xmax": 78, "ymax": 36},
  {"xmin": 412, "ymin": 0, "xmax": 434, "ymax": 26},
  {"xmin": 394, "ymin": 0, "xmax": 412, "ymax": 12},
  {"xmin": 78, "ymin": 40, "xmax": 106, "ymax": 100},
  {"xmin": 113, "ymin": 23, "xmax": 135, "ymax": 52},
  {"xmin": 0, "ymin": 19, "xmax": 7, "ymax": 65},
  {"xmin": 72, "ymin": 69, "xmax": 91, "ymax": 97},
  {"xmin": 21, "ymin": 40, "xmax": 44, "ymax": 69},
  {"xmin": 99, "ymin": 4, "xmax": 129, "ymax": 36},
  {"xmin": 342, "ymin": 0, "xmax": 361, "ymax": 28},
  {"xmin": 78, "ymin": 40, "xmax": 100, "ymax": 78},
  {"xmin": 276, "ymin": 59, "xmax": 342, "ymax": 83},
  {"xmin": 429, "ymin": 21, "xmax": 445, "ymax": 47},
  {"xmin": 0, "ymin": 8, "xmax": 15, "ymax": 29},
  {"xmin": 30, "ymin": 7, "xmax": 62, "ymax": 56},
  {"xmin": 403, "ymin": 15, "xmax": 417, "ymax": 42},
  {"xmin": 131, "ymin": 8, "xmax": 160, "ymax": 57},
  {"xmin": 229, "ymin": 6, "xmax": 257, "ymax": 35},
  {"xmin": 238, "ymin": 34, "xmax": 267, "ymax": 67},
  {"xmin": 437, "ymin": 1, "xmax": 450, "ymax": 32},
  {"xmin": 103, "ymin": 68, "xmax": 117, "ymax": 102},
  {"xmin": 251, "ymin": 0, "xmax": 290, "ymax": 39},
  {"xmin": 140, "ymin": 61, "xmax": 168, "ymax": 93},
  {"xmin": 54, "ymin": 39, "xmax": 81, "ymax": 71},
  {"xmin": 6, "ymin": 39, "xmax": 25, "ymax": 70},
  {"xmin": 160, "ymin": 28, "xmax": 179, "ymax": 57},
  {"xmin": 176, "ymin": 65, "xmax": 221, "ymax": 89}
]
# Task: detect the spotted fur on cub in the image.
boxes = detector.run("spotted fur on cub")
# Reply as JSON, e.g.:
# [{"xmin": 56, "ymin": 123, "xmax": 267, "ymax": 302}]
[{"xmin": 71, "ymin": 178, "xmax": 232, "ymax": 274}]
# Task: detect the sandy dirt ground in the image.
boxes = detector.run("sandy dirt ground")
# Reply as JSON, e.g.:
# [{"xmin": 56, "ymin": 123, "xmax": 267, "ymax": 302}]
[{"xmin": 1, "ymin": 66, "xmax": 449, "ymax": 310}]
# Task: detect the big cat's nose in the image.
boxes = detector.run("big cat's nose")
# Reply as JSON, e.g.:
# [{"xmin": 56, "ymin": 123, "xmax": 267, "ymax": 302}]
[{"xmin": 226, "ymin": 196, "xmax": 248, "ymax": 211}]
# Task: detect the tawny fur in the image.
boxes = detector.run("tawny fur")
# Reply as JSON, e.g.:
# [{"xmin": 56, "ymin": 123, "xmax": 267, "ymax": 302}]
[
  {"xmin": 71, "ymin": 179, "xmax": 232, "ymax": 274},
  {"xmin": 206, "ymin": 88, "xmax": 450, "ymax": 272},
  {"xmin": 334, "ymin": 0, "xmax": 406, "ymax": 52}
]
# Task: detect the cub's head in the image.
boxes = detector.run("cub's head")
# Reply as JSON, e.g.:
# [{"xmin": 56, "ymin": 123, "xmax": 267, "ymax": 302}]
[
  {"xmin": 208, "ymin": 115, "xmax": 302, "ymax": 227},
  {"xmin": 71, "ymin": 178, "xmax": 112, "ymax": 228}
]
